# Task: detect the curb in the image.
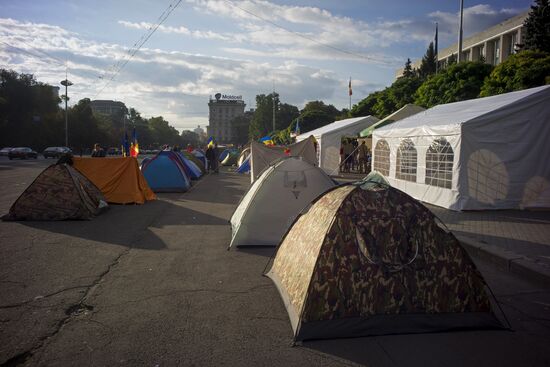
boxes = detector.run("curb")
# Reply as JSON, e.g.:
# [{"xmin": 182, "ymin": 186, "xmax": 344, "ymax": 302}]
[{"xmin": 456, "ymin": 235, "xmax": 550, "ymax": 287}]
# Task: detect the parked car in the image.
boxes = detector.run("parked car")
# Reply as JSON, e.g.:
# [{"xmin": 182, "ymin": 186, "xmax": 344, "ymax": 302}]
[
  {"xmin": 0, "ymin": 147, "xmax": 12, "ymax": 156},
  {"xmin": 8, "ymin": 147, "xmax": 38, "ymax": 160},
  {"xmin": 43, "ymin": 147, "xmax": 72, "ymax": 159}
]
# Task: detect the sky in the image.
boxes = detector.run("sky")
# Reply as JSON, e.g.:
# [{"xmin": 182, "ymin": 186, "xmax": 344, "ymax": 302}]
[{"xmin": 0, "ymin": 0, "xmax": 532, "ymax": 132}]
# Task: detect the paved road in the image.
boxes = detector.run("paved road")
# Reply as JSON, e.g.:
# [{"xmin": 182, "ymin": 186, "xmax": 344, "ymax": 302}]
[{"xmin": 1, "ymin": 158, "xmax": 549, "ymax": 366}]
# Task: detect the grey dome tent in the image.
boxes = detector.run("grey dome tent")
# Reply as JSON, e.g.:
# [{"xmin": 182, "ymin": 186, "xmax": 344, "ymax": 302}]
[{"xmin": 229, "ymin": 157, "xmax": 336, "ymax": 248}]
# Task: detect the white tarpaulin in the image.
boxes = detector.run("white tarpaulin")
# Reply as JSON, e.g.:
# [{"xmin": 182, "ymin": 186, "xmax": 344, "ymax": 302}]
[
  {"xmin": 250, "ymin": 136, "xmax": 317, "ymax": 183},
  {"xmin": 296, "ymin": 115, "xmax": 379, "ymax": 174},
  {"xmin": 373, "ymin": 85, "xmax": 550, "ymax": 210}
]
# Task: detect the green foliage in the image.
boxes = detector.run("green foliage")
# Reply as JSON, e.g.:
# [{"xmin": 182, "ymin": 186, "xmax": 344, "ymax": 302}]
[
  {"xmin": 0, "ymin": 69, "xmax": 186, "ymax": 151},
  {"xmin": 231, "ymin": 111, "xmax": 253, "ymax": 145},
  {"xmin": 415, "ymin": 61, "xmax": 493, "ymax": 108},
  {"xmin": 248, "ymin": 93, "xmax": 279, "ymax": 140},
  {"xmin": 480, "ymin": 50, "xmax": 550, "ymax": 96},
  {"xmin": 350, "ymin": 75, "xmax": 423, "ymax": 119},
  {"xmin": 523, "ymin": 0, "xmax": 550, "ymax": 52},
  {"xmin": 419, "ymin": 42, "xmax": 437, "ymax": 78},
  {"xmin": 350, "ymin": 91, "xmax": 383, "ymax": 117},
  {"xmin": 403, "ymin": 58, "xmax": 414, "ymax": 78},
  {"xmin": 296, "ymin": 100, "xmax": 341, "ymax": 133},
  {"xmin": 180, "ymin": 130, "xmax": 200, "ymax": 147}
]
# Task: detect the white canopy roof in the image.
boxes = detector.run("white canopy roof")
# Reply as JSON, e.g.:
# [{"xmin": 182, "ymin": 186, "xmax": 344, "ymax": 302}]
[
  {"xmin": 297, "ymin": 116, "xmax": 377, "ymax": 140},
  {"xmin": 376, "ymin": 85, "xmax": 550, "ymax": 138}
]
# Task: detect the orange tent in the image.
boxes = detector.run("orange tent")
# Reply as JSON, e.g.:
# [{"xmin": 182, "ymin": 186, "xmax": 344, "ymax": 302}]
[{"xmin": 73, "ymin": 157, "xmax": 156, "ymax": 204}]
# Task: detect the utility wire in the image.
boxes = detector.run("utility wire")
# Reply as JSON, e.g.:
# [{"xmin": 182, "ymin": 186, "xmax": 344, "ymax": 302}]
[
  {"xmin": 222, "ymin": 0, "xmax": 375, "ymax": 62},
  {"xmin": 1, "ymin": 41, "xmax": 65, "ymax": 68},
  {"xmin": 93, "ymin": 0, "xmax": 183, "ymax": 99},
  {"xmin": 11, "ymin": 38, "xmax": 66, "ymax": 65}
]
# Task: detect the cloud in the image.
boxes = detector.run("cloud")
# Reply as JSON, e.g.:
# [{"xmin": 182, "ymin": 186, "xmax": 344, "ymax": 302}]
[
  {"xmin": 0, "ymin": 17, "xmax": 349, "ymax": 131},
  {"xmin": 428, "ymin": 4, "xmax": 526, "ymax": 42},
  {"xmin": 117, "ymin": 20, "xmax": 232, "ymax": 41}
]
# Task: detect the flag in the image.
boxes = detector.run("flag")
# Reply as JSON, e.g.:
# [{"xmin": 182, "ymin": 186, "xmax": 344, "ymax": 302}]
[
  {"xmin": 259, "ymin": 135, "xmax": 274, "ymax": 146},
  {"xmin": 348, "ymin": 78, "xmax": 352, "ymax": 96},
  {"xmin": 121, "ymin": 132, "xmax": 130, "ymax": 157},
  {"xmin": 130, "ymin": 127, "xmax": 139, "ymax": 157},
  {"xmin": 435, "ymin": 22, "xmax": 438, "ymax": 57},
  {"xmin": 290, "ymin": 119, "xmax": 300, "ymax": 138},
  {"xmin": 207, "ymin": 136, "xmax": 215, "ymax": 148}
]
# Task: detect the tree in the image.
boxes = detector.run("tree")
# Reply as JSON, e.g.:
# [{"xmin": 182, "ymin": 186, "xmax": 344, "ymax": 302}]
[
  {"xmin": 415, "ymin": 61, "xmax": 493, "ymax": 108},
  {"xmin": 277, "ymin": 103, "xmax": 299, "ymax": 131},
  {"xmin": 148, "ymin": 116, "xmax": 181, "ymax": 147},
  {"xmin": 248, "ymin": 93, "xmax": 279, "ymax": 139},
  {"xmin": 180, "ymin": 130, "xmax": 200, "ymax": 147},
  {"xmin": 231, "ymin": 111, "xmax": 253, "ymax": 145},
  {"xmin": 296, "ymin": 100, "xmax": 341, "ymax": 133},
  {"xmin": 419, "ymin": 42, "xmax": 437, "ymax": 78},
  {"xmin": 480, "ymin": 50, "xmax": 550, "ymax": 96},
  {"xmin": 523, "ymin": 0, "xmax": 550, "ymax": 52},
  {"xmin": 403, "ymin": 58, "xmax": 414, "ymax": 78},
  {"xmin": 388, "ymin": 75, "xmax": 423, "ymax": 110},
  {"xmin": 350, "ymin": 91, "xmax": 383, "ymax": 117},
  {"xmin": 68, "ymin": 98, "xmax": 108, "ymax": 151}
]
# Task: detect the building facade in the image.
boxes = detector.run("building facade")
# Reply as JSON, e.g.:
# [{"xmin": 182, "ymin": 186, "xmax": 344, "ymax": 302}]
[
  {"xmin": 90, "ymin": 100, "xmax": 128, "ymax": 117},
  {"xmin": 396, "ymin": 11, "xmax": 528, "ymax": 78},
  {"xmin": 207, "ymin": 93, "xmax": 246, "ymax": 144}
]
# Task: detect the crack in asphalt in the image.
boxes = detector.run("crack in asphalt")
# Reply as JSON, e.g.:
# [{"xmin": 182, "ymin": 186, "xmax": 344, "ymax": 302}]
[
  {"xmin": 0, "ymin": 285, "xmax": 88, "ymax": 309},
  {"xmin": 0, "ymin": 246, "xmax": 131, "ymax": 366},
  {"xmin": 1, "ymin": 205, "xmax": 180, "ymax": 366}
]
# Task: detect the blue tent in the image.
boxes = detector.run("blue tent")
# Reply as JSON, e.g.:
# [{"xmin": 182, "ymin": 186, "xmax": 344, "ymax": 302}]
[
  {"xmin": 176, "ymin": 152, "xmax": 202, "ymax": 179},
  {"xmin": 192, "ymin": 149, "xmax": 208, "ymax": 169},
  {"xmin": 236, "ymin": 155, "xmax": 250, "ymax": 173},
  {"xmin": 219, "ymin": 148, "xmax": 238, "ymax": 162},
  {"xmin": 141, "ymin": 151, "xmax": 191, "ymax": 192}
]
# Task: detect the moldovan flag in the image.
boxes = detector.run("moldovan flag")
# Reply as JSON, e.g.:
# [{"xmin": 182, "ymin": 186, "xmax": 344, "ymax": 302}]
[{"xmin": 130, "ymin": 127, "xmax": 139, "ymax": 158}]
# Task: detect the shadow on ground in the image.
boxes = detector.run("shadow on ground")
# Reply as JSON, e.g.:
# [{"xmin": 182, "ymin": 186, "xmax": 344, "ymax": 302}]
[{"xmin": 15, "ymin": 198, "xmax": 228, "ymax": 250}]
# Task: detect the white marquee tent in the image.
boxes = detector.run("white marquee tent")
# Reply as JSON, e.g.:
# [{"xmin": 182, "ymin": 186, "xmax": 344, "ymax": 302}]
[
  {"xmin": 296, "ymin": 115, "xmax": 379, "ymax": 174},
  {"xmin": 373, "ymin": 85, "xmax": 550, "ymax": 211}
]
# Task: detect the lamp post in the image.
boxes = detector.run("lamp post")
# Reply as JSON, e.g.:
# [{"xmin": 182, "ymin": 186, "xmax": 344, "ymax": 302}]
[{"xmin": 60, "ymin": 79, "xmax": 73, "ymax": 147}]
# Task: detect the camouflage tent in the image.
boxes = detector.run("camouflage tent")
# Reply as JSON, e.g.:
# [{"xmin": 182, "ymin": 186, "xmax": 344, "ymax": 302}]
[
  {"xmin": 267, "ymin": 181, "xmax": 502, "ymax": 340},
  {"xmin": 230, "ymin": 157, "xmax": 336, "ymax": 248},
  {"xmin": 2, "ymin": 164, "xmax": 107, "ymax": 221}
]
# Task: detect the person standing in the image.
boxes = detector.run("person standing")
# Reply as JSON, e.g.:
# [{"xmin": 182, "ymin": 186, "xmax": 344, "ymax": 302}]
[
  {"xmin": 205, "ymin": 144, "xmax": 218, "ymax": 173},
  {"xmin": 357, "ymin": 141, "xmax": 369, "ymax": 174}
]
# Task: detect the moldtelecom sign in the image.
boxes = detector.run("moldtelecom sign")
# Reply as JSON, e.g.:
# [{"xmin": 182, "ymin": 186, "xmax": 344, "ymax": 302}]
[{"xmin": 215, "ymin": 93, "xmax": 242, "ymax": 101}]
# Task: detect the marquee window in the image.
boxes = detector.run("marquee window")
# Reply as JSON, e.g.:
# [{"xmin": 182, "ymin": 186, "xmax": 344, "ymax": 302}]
[
  {"xmin": 373, "ymin": 139, "xmax": 390, "ymax": 176},
  {"xmin": 396, "ymin": 139, "xmax": 417, "ymax": 182},
  {"xmin": 425, "ymin": 138, "xmax": 453, "ymax": 189}
]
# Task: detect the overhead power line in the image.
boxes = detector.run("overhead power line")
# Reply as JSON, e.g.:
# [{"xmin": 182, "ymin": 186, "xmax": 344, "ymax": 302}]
[
  {"xmin": 1, "ymin": 41, "xmax": 65, "ymax": 68},
  {"xmin": 222, "ymin": 0, "xmax": 375, "ymax": 62},
  {"xmin": 93, "ymin": 0, "xmax": 183, "ymax": 99}
]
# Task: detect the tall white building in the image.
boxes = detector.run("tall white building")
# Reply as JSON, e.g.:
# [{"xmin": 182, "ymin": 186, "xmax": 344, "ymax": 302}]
[
  {"xmin": 207, "ymin": 93, "xmax": 246, "ymax": 144},
  {"xmin": 396, "ymin": 11, "xmax": 528, "ymax": 78}
]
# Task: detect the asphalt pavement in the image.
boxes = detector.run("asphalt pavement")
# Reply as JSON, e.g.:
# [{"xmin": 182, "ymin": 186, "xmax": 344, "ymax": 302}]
[{"xmin": 1, "ymin": 157, "xmax": 549, "ymax": 367}]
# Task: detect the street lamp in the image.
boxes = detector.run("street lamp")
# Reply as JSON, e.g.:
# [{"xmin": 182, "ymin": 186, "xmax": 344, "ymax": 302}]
[{"xmin": 60, "ymin": 79, "xmax": 73, "ymax": 147}]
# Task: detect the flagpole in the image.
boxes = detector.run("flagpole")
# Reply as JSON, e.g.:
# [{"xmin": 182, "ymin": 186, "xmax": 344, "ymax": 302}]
[
  {"xmin": 349, "ymin": 77, "xmax": 352, "ymax": 111},
  {"xmin": 435, "ymin": 22, "xmax": 439, "ymax": 73},
  {"xmin": 457, "ymin": 0, "xmax": 464, "ymax": 62}
]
